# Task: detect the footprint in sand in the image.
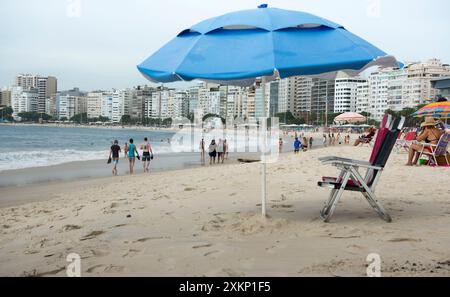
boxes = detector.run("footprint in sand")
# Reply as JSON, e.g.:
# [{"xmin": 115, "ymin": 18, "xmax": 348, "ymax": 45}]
[
  {"xmin": 192, "ymin": 243, "xmax": 213, "ymax": 249},
  {"xmin": 122, "ymin": 249, "xmax": 141, "ymax": 258},
  {"xmin": 388, "ymin": 238, "xmax": 421, "ymax": 243},
  {"xmin": 80, "ymin": 230, "xmax": 105, "ymax": 241},
  {"xmin": 86, "ymin": 264, "xmax": 124, "ymax": 274},
  {"xmin": 62, "ymin": 225, "xmax": 82, "ymax": 232},
  {"xmin": 271, "ymin": 204, "xmax": 294, "ymax": 209},
  {"xmin": 134, "ymin": 236, "xmax": 168, "ymax": 243}
]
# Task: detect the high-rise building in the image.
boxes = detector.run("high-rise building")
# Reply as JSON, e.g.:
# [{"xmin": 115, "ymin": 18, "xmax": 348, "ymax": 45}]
[
  {"xmin": 57, "ymin": 95, "xmax": 86, "ymax": 120},
  {"xmin": 86, "ymin": 92, "xmax": 103, "ymax": 119},
  {"xmin": 11, "ymin": 87, "xmax": 39, "ymax": 116},
  {"xmin": 0, "ymin": 88, "xmax": 12, "ymax": 107},
  {"xmin": 334, "ymin": 73, "xmax": 367, "ymax": 113},
  {"xmin": 268, "ymin": 81, "xmax": 280, "ymax": 117},
  {"xmin": 187, "ymin": 85, "xmax": 200, "ymax": 114},
  {"xmin": 356, "ymin": 81, "xmax": 370, "ymax": 114},
  {"xmin": 15, "ymin": 74, "xmax": 57, "ymax": 114},
  {"xmin": 102, "ymin": 92, "xmax": 114, "ymax": 120},
  {"xmin": 310, "ymin": 78, "xmax": 335, "ymax": 124},
  {"xmin": 111, "ymin": 89, "xmax": 132, "ymax": 123}
]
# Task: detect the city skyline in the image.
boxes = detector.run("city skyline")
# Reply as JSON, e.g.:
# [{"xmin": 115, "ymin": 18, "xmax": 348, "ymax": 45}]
[{"xmin": 1, "ymin": 0, "xmax": 450, "ymax": 90}]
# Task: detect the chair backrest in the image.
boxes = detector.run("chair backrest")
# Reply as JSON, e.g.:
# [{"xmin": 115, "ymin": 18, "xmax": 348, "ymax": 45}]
[
  {"xmin": 434, "ymin": 134, "xmax": 450, "ymax": 156},
  {"xmin": 404, "ymin": 131, "xmax": 416, "ymax": 141},
  {"xmin": 374, "ymin": 117, "xmax": 404, "ymax": 167},
  {"xmin": 369, "ymin": 114, "xmax": 392, "ymax": 165},
  {"xmin": 365, "ymin": 116, "xmax": 404, "ymax": 187}
]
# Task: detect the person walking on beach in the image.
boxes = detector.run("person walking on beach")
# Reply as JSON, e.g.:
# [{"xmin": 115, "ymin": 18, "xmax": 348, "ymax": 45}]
[
  {"xmin": 279, "ymin": 138, "xmax": 284, "ymax": 154},
  {"xmin": 140, "ymin": 137, "xmax": 153, "ymax": 173},
  {"xmin": 309, "ymin": 137, "xmax": 313, "ymax": 150},
  {"xmin": 127, "ymin": 138, "xmax": 140, "ymax": 175},
  {"xmin": 322, "ymin": 134, "xmax": 327, "ymax": 147},
  {"xmin": 294, "ymin": 137, "xmax": 301, "ymax": 154},
  {"xmin": 223, "ymin": 139, "xmax": 229, "ymax": 160},
  {"xmin": 199, "ymin": 138, "xmax": 205, "ymax": 164},
  {"xmin": 109, "ymin": 140, "xmax": 121, "ymax": 176},
  {"xmin": 217, "ymin": 139, "xmax": 225, "ymax": 163},
  {"xmin": 208, "ymin": 139, "xmax": 217, "ymax": 165}
]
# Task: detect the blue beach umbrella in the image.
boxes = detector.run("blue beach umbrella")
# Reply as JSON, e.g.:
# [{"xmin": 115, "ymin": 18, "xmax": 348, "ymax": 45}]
[{"xmin": 137, "ymin": 5, "xmax": 401, "ymax": 217}]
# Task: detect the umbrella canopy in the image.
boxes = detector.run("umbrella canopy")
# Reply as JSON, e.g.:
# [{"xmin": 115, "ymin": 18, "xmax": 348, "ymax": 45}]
[
  {"xmin": 413, "ymin": 102, "xmax": 450, "ymax": 119},
  {"xmin": 137, "ymin": 5, "xmax": 400, "ymax": 217},
  {"xmin": 334, "ymin": 112, "xmax": 367, "ymax": 124},
  {"xmin": 137, "ymin": 6, "xmax": 401, "ymax": 86}
]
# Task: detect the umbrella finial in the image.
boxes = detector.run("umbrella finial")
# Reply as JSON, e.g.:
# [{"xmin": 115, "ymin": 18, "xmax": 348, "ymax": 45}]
[{"xmin": 258, "ymin": 4, "xmax": 268, "ymax": 8}]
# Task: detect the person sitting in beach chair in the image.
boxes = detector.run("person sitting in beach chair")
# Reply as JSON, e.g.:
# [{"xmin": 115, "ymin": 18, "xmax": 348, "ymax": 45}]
[
  {"xmin": 353, "ymin": 127, "xmax": 376, "ymax": 146},
  {"xmin": 318, "ymin": 114, "xmax": 405, "ymax": 223},
  {"xmin": 417, "ymin": 133, "xmax": 449, "ymax": 167},
  {"xmin": 406, "ymin": 118, "xmax": 444, "ymax": 166}
]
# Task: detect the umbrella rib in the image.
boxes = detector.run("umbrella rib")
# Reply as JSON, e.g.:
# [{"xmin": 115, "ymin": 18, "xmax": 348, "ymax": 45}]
[{"xmin": 173, "ymin": 35, "xmax": 205, "ymax": 81}]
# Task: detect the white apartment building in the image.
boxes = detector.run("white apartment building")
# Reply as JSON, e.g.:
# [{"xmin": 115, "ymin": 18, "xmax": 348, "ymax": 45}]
[
  {"xmin": 173, "ymin": 91, "xmax": 189, "ymax": 119},
  {"xmin": 111, "ymin": 89, "xmax": 132, "ymax": 123},
  {"xmin": 367, "ymin": 70, "xmax": 390, "ymax": 121},
  {"xmin": 102, "ymin": 92, "xmax": 113, "ymax": 120},
  {"xmin": 86, "ymin": 92, "xmax": 103, "ymax": 119},
  {"xmin": 15, "ymin": 74, "xmax": 57, "ymax": 114},
  {"xmin": 57, "ymin": 95, "xmax": 77, "ymax": 119},
  {"xmin": 356, "ymin": 81, "xmax": 370, "ymax": 114},
  {"xmin": 226, "ymin": 86, "xmax": 246, "ymax": 120},
  {"xmin": 11, "ymin": 87, "xmax": 38, "ymax": 116},
  {"xmin": 334, "ymin": 74, "xmax": 367, "ymax": 113},
  {"xmin": 246, "ymin": 88, "xmax": 256, "ymax": 119},
  {"xmin": 150, "ymin": 89, "xmax": 176, "ymax": 119},
  {"xmin": 57, "ymin": 95, "xmax": 86, "ymax": 120}
]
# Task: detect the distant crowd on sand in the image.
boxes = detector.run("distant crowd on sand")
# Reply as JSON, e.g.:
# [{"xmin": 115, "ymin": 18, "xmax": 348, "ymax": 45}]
[
  {"xmin": 199, "ymin": 138, "xmax": 229, "ymax": 165},
  {"xmin": 108, "ymin": 137, "xmax": 153, "ymax": 176}
]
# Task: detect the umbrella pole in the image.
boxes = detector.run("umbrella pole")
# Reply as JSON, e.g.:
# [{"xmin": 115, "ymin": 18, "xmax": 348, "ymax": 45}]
[{"xmin": 261, "ymin": 76, "xmax": 267, "ymax": 218}]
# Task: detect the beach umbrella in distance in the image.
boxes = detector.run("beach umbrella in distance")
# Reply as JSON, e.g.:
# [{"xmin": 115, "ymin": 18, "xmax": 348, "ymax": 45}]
[
  {"xmin": 334, "ymin": 112, "xmax": 367, "ymax": 124},
  {"xmin": 413, "ymin": 102, "xmax": 450, "ymax": 119},
  {"xmin": 137, "ymin": 5, "xmax": 401, "ymax": 217}
]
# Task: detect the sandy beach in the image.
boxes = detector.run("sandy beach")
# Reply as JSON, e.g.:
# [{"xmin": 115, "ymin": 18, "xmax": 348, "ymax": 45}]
[{"xmin": 0, "ymin": 145, "xmax": 449, "ymax": 277}]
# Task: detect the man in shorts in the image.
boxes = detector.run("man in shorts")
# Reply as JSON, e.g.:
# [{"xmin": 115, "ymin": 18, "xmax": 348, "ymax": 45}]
[
  {"xmin": 140, "ymin": 137, "xmax": 153, "ymax": 173},
  {"xmin": 109, "ymin": 140, "xmax": 121, "ymax": 176}
]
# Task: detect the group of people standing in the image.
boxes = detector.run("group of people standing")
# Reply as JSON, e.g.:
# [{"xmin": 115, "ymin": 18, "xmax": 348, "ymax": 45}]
[
  {"xmin": 108, "ymin": 137, "xmax": 153, "ymax": 176},
  {"xmin": 200, "ymin": 138, "xmax": 229, "ymax": 165}
]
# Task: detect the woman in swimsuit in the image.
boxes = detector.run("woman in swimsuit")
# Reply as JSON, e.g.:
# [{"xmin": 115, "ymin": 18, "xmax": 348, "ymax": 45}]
[
  {"xmin": 127, "ymin": 138, "xmax": 140, "ymax": 174},
  {"xmin": 406, "ymin": 118, "xmax": 443, "ymax": 166}
]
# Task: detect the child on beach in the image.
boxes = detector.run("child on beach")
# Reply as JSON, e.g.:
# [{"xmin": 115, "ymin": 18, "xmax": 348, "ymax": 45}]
[
  {"xmin": 109, "ymin": 140, "xmax": 121, "ymax": 176},
  {"xmin": 294, "ymin": 137, "xmax": 301, "ymax": 154}
]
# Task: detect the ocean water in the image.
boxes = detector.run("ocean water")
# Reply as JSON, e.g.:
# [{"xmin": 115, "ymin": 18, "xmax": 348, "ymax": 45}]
[{"xmin": 0, "ymin": 125, "xmax": 177, "ymax": 171}]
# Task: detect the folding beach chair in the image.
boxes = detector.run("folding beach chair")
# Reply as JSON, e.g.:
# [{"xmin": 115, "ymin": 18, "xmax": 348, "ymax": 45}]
[
  {"xmin": 395, "ymin": 130, "xmax": 417, "ymax": 153},
  {"xmin": 418, "ymin": 133, "xmax": 450, "ymax": 166},
  {"xmin": 317, "ymin": 114, "xmax": 405, "ymax": 223}
]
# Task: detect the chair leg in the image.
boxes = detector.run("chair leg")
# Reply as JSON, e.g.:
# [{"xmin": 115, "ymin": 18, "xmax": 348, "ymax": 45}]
[
  {"xmin": 362, "ymin": 191, "xmax": 392, "ymax": 223},
  {"xmin": 349, "ymin": 167, "xmax": 392, "ymax": 223},
  {"xmin": 320, "ymin": 171, "xmax": 352, "ymax": 223}
]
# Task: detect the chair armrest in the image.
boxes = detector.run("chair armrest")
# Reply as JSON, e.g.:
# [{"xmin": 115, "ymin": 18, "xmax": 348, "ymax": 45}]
[
  {"xmin": 323, "ymin": 160, "xmax": 383, "ymax": 170},
  {"xmin": 319, "ymin": 156, "xmax": 371, "ymax": 166}
]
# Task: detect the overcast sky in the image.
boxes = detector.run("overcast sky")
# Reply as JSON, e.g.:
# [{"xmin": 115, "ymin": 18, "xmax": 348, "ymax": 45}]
[{"xmin": 1, "ymin": 0, "xmax": 449, "ymax": 90}]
